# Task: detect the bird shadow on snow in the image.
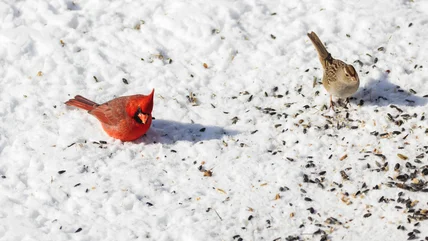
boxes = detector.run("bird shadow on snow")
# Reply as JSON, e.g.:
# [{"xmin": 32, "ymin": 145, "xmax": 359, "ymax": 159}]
[
  {"xmin": 352, "ymin": 73, "xmax": 427, "ymax": 107},
  {"xmin": 136, "ymin": 119, "xmax": 239, "ymax": 144}
]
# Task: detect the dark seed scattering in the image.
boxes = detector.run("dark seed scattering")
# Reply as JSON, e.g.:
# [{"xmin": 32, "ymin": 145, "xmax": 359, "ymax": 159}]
[
  {"xmin": 374, "ymin": 153, "xmax": 386, "ymax": 160},
  {"xmin": 307, "ymin": 207, "xmax": 316, "ymax": 214},
  {"xmin": 285, "ymin": 235, "xmax": 300, "ymax": 241},
  {"xmin": 75, "ymin": 228, "xmax": 82, "ymax": 233},
  {"xmin": 122, "ymin": 78, "xmax": 129, "ymax": 84},
  {"xmin": 279, "ymin": 186, "xmax": 289, "ymax": 192},
  {"xmin": 231, "ymin": 116, "xmax": 239, "ymax": 124},
  {"xmin": 58, "ymin": 170, "xmax": 66, "ymax": 174},
  {"xmin": 325, "ymin": 217, "xmax": 342, "ymax": 225},
  {"xmin": 394, "ymin": 163, "xmax": 401, "ymax": 171},
  {"xmin": 370, "ymin": 131, "xmax": 379, "ymax": 136},
  {"xmin": 303, "ymin": 174, "xmax": 309, "ymax": 183},
  {"xmin": 354, "ymin": 60, "xmax": 363, "ymax": 67},
  {"xmin": 390, "ymin": 105, "xmax": 403, "ymax": 113},
  {"xmin": 340, "ymin": 170, "xmax": 349, "ymax": 180}
]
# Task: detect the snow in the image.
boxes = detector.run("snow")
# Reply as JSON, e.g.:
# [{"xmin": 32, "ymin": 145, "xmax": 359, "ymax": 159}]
[{"xmin": 1, "ymin": 0, "xmax": 428, "ymax": 240}]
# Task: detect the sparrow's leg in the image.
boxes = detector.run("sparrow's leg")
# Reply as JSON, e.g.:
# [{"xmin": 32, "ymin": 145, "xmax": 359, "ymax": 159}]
[
  {"xmin": 345, "ymin": 97, "xmax": 351, "ymax": 107},
  {"xmin": 329, "ymin": 95, "xmax": 335, "ymax": 111}
]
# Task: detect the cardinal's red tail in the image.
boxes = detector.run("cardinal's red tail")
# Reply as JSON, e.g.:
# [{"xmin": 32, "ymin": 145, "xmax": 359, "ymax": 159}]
[{"xmin": 65, "ymin": 95, "xmax": 99, "ymax": 111}]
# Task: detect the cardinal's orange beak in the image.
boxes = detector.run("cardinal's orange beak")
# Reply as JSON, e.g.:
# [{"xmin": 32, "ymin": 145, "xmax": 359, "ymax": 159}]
[{"xmin": 138, "ymin": 113, "xmax": 150, "ymax": 124}]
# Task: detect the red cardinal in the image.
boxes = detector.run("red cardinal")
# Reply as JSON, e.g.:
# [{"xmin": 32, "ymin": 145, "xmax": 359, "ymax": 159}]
[{"xmin": 65, "ymin": 89, "xmax": 154, "ymax": 141}]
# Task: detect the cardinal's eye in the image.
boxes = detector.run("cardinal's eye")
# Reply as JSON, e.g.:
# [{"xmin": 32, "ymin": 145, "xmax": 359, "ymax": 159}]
[
  {"xmin": 133, "ymin": 107, "xmax": 150, "ymax": 124},
  {"xmin": 133, "ymin": 107, "xmax": 143, "ymax": 124}
]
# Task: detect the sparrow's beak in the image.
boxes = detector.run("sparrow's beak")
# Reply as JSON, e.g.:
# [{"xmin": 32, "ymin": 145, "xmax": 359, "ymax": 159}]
[{"xmin": 138, "ymin": 113, "xmax": 150, "ymax": 124}]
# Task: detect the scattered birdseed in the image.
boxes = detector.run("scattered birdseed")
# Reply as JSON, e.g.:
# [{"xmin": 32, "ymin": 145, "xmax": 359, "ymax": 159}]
[
  {"xmin": 325, "ymin": 217, "xmax": 342, "ymax": 225},
  {"xmin": 340, "ymin": 170, "xmax": 349, "ymax": 180},
  {"xmin": 231, "ymin": 116, "xmax": 239, "ymax": 124},
  {"xmin": 397, "ymin": 154, "xmax": 408, "ymax": 160}
]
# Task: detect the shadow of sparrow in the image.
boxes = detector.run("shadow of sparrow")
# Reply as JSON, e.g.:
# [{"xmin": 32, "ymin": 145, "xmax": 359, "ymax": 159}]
[{"xmin": 353, "ymin": 72, "xmax": 427, "ymax": 107}]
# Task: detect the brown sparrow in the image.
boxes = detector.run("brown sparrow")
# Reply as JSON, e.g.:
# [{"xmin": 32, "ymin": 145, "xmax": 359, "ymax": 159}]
[{"xmin": 307, "ymin": 31, "xmax": 359, "ymax": 109}]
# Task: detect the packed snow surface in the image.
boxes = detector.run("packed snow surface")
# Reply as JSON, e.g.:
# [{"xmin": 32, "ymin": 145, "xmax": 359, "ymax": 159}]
[{"xmin": 1, "ymin": 0, "xmax": 428, "ymax": 240}]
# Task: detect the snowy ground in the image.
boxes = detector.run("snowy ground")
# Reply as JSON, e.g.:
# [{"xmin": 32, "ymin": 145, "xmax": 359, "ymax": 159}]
[{"xmin": 1, "ymin": 0, "xmax": 428, "ymax": 240}]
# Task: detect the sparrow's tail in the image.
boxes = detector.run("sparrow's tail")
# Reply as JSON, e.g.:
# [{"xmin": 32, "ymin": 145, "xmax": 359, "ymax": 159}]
[
  {"xmin": 65, "ymin": 95, "xmax": 99, "ymax": 111},
  {"xmin": 307, "ymin": 31, "xmax": 331, "ymax": 65}
]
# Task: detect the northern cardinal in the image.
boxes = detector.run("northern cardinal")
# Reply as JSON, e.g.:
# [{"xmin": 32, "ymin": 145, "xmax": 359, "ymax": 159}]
[{"xmin": 65, "ymin": 89, "xmax": 154, "ymax": 141}]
